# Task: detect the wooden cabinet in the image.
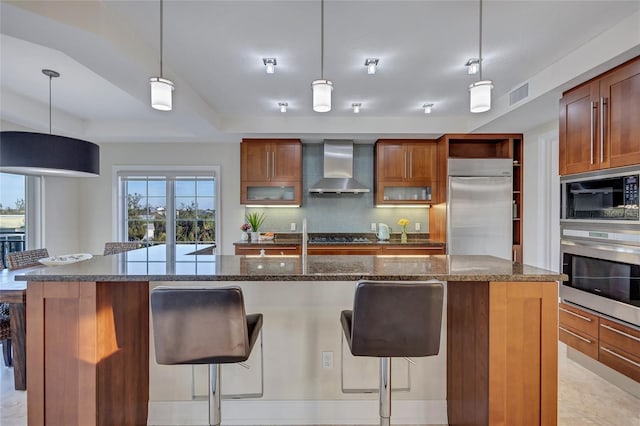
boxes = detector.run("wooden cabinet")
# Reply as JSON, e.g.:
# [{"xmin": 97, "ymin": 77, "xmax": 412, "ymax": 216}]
[
  {"xmin": 307, "ymin": 245, "xmax": 382, "ymax": 255},
  {"xmin": 240, "ymin": 139, "xmax": 302, "ymax": 205},
  {"xmin": 234, "ymin": 245, "xmax": 301, "ymax": 255},
  {"xmin": 559, "ymin": 302, "xmax": 599, "ymax": 359},
  {"xmin": 559, "ymin": 302, "xmax": 640, "ymax": 383},
  {"xmin": 374, "ymin": 140, "xmax": 438, "ymax": 205},
  {"xmin": 448, "ymin": 281, "xmax": 558, "ymax": 425},
  {"xmin": 306, "ymin": 244, "xmax": 445, "ymax": 255},
  {"xmin": 559, "ymin": 56, "xmax": 640, "ymax": 175},
  {"xmin": 380, "ymin": 245, "xmax": 445, "ymax": 255},
  {"xmin": 599, "ymin": 317, "xmax": 640, "ymax": 382}
]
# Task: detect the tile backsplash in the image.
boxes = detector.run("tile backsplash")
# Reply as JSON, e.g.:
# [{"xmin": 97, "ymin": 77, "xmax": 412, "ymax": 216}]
[{"xmin": 245, "ymin": 144, "xmax": 430, "ymax": 234}]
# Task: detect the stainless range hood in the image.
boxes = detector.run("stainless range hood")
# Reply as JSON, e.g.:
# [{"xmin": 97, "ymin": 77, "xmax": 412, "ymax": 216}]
[{"xmin": 308, "ymin": 140, "xmax": 370, "ymax": 193}]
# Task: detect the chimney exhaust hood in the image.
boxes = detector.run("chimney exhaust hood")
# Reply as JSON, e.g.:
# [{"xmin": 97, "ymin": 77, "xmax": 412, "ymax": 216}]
[{"xmin": 308, "ymin": 140, "xmax": 370, "ymax": 194}]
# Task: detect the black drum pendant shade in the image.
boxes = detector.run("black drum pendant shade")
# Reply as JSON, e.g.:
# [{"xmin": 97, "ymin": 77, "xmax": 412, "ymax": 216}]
[
  {"xmin": 0, "ymin": 69, "xmax": 100, "ymax": 177},
  {"xmin": 0, "ymin": 131, "xmax": 100, "ymax": 177}
]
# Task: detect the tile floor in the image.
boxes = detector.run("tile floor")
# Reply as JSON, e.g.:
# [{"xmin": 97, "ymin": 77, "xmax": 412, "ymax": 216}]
[{"xmin": 1, "ymin": 343, "xmax": 638, "ymax": 426}]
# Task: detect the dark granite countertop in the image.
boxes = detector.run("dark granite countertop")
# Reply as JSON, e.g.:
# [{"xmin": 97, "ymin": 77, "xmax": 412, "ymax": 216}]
[{"xmin": 14, "ymin": 253, "xmax": 566, "ymax": 283}]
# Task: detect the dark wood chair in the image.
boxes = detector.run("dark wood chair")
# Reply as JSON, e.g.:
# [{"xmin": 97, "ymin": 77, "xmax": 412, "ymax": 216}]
[{"xmin": 0, "ymin": 252, "xmax": 11, "ymax": 367}]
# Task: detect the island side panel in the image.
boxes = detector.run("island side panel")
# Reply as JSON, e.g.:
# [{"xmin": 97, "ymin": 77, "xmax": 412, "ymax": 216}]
[
  {"xmin": 488, "ymin": 281, "xmax": 558, "ymax": 426},
  {"xmin": 96, "ymin": 281, "xmax": 149, "ymax": 426},
  {"xmin": 26, "ymin": 280, "xmax": 149, "ymax": 426},
  {"xmin": 447, "ymin": 281, "xmax": 490, "ymax": 425}
]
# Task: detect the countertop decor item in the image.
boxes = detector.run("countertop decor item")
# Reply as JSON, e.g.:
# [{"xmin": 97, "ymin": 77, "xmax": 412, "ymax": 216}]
[
  {"xmin": 38, "ymin": 253, "xmax": 93, "ymax": 266},
  {"xmin": 397, "ymin": 218, "xmax": 409, "ymax": 243},
  {"xmin": 245, "ymin": 212, "xmax": 265, "ymax": 233},
  {"xmin": 240, "ymin": 223, "xmax": 251, "ymax": 240}
]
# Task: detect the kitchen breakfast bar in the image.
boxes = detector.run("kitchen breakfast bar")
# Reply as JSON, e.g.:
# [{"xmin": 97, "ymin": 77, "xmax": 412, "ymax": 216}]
[{"xmin": 14, "ymin": 254, "xmax": 566, "ymax": 426}]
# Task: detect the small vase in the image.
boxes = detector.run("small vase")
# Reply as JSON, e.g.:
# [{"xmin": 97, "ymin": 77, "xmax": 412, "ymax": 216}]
[
  {"xmin": 241, "ymin": 232, "xmax": 249, "ymax": 241},
  {"xmin": 251, "ymin": 232, "xmax": 260, "ymax": 241},
  {"xmin": 401, "ymin": 229, "xmax": 408, "ymax": 243}
]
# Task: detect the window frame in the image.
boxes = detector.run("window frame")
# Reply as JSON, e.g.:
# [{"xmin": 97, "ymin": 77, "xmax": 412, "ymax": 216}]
[{"xmin": 113, "ymin": 166, "xmax": 221, "ymax": 258}]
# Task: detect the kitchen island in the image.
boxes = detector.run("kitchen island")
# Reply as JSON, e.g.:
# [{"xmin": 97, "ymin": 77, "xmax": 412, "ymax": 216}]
[{"xmin": 15, "ymin": 253, "xmax": 565, "ymax": 426}]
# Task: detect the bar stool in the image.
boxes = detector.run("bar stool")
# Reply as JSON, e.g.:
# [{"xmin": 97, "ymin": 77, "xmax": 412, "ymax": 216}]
[
  {"xmin": 151, "ymin": 286, "xmax": 263, "ymax": 426},
  {"xmin": 340, "ymin": 280, "xmax": 444, "ymax": 426}
]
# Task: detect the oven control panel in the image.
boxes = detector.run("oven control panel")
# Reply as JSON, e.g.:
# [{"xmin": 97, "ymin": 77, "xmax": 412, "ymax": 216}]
[{"xmin": 624, "ymin": 175, "xmax": 639, "ymax": 207}]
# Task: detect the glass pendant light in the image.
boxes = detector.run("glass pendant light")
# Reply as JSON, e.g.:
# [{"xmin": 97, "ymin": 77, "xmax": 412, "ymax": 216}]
[
  {"xmin": 312, "ymin": 0, "xmax": 333, "ymax": 112},
  {"xmin": 150, "ymin": 0, "xmax": 174, "ymax": 111},
  {"xmin": 469, "ymin": 0, "xmax": 493, "ymax": 113}
]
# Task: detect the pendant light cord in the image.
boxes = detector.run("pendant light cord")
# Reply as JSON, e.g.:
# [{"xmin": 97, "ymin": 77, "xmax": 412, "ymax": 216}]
[
  {"xmin": 160, "ymin": 0, "xmax": 164, "ymax": 77},
  {"xmin": 48, "ymin": 73, "xmax": 52, "ymax": 134},
  {"xmin": 478, "ymin": 0, "xmax": 483, "ymax": 80},
  {"xmin": 320, "ymin": 0, "xmax": 324, "ymax": 79}
]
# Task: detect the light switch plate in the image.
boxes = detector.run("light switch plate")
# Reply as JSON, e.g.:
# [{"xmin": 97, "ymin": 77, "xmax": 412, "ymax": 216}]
[
  {"xmin": 415, "ymin": 222, "xmax": 421, "ymax": 231},
  {"xmin": 371, "ymin": 223, "xmax": 376, "ymax": 231},
  {"xmin": 290, "ymin": 222, "xmax": 296, "ymax": 231}
]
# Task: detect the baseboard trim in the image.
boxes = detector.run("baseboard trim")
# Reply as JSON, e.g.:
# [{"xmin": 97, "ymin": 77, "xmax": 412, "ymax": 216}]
[{"xmin": 148, "ymin": 399, "xmax": 448, "ymax": 425}]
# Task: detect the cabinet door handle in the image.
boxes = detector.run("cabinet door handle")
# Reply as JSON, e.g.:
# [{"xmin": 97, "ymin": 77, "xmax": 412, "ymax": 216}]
[
  {"xmin": 600, "ymin": 97, "xmax": 606, "ymax": 163},
  {"xmin": 272, "ymin": 152, "xmax": 275, "ymax": 177},
  {"xmin": 559, "ymin": 326, "xmax": 592, "ymax": 344},
  {"xmin": 601, "ymin": 323, "xmax": 640, "ymax": 342},
  {"xmin": 403, "ymin": 151, "xmax": 407, "ymax": 178},
  {"xmin": 559, "ymin": 307, "xmax": 593, "ymax": 322},
  {"xmin": 266, "ymin": 151, "xmax": 270, "ymax": 179},
  {"xmin": 512, "ymin": 248, "xmax": 517, "ymax": 262},
  {"xmin": 590, "ymin": 101, "xmax": 597, "ymax": 165},
  {"xmin": 600, "ymin": 346, "xmax": 640, "ymax": 368}
]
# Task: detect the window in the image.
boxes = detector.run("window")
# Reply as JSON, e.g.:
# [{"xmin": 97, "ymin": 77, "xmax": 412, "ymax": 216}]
[
  {"xmin": 0, "ymin": 173, "xmax": 26, "ymax": 265},
  {"xmin": 117, "ymin": 168, "xmax": 219, "ymax": 270}
]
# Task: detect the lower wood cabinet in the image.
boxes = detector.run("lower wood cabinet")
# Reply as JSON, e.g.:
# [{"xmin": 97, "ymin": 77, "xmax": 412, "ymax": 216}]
[
  {"xmin": 381, "ymin": 246, "xmax": 445, "ymax": 255},
  {"xmin": 559, "ymin": 302, "xmax": 599, "ymax": 359},
  {"xmin": 599, "ymin": 317, "xmax": 640, "ymax": 382},
  {"xmin": 448, "ymin": 281, "xmax": 558, "ymax": 425},
  {"xmin": 235, "ymin": 245, "xmax": 301, "ymax": 255},
  {"xmin": 559, "ymin": 302, "xmax": 640, "ymax": 383},
  {"xmin": 307, "ymin": 245, "xmax": 381, "ymax": 255},
  {"xmin": 26, "ymin": 281, "xmax": 149, "ymax": 426}
]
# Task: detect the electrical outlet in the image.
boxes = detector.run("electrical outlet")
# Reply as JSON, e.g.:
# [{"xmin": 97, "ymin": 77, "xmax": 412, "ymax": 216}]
[
  {"xmin": 415, "ymin": 222, "xmax": 421, "ymax": 231},
  {"xmin": 370, "ymin": 223, "xmax": 376, "ymax": 231},
  {"xmin": 322, "ymin": 351, "xmax": 333, "ymax": 369},
  {"xmin": 290, "ymin": 222, "xmax": 296, "ymax": 231}
]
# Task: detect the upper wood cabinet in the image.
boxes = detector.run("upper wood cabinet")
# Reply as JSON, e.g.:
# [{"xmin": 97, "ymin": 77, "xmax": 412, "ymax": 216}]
[
  {"xmin": 240, "ymin": 139, "xmax": 302, "ymax": 205},
  {"xmin": 560, "ymin": 56, "xmax": 640, "ymax": 175},
  {"xmin": 374, "ymin": 140, "xmax": 438, "ymax": 205}
]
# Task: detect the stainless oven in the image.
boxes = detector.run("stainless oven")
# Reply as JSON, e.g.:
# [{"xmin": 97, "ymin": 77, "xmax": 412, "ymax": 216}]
[
  {"xmin": 560, "ymin": 166, "xmax": 639, "ymax": 224},
  {"xmin": 560, "ymin": 226, "xmax": 640, "ymax": 327}
]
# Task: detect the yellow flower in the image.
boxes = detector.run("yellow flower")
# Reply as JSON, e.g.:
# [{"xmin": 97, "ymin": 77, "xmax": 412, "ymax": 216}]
[{"xmin": 397, "ymin": 218, "xmax": 410, "ymax": 226}]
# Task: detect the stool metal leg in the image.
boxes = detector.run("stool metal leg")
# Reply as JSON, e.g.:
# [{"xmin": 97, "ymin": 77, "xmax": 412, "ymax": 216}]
[
  {"xmin": 379, "ymin": 357, "xmax": 391, "ymax": 426},
  {"xmin": 209, "ymin": 363, "xmax": 221, "ymax": 426}
]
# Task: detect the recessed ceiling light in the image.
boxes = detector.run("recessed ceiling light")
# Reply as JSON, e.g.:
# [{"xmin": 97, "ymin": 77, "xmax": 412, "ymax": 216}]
[
  {"xmin": 352, "ymin": 103, "xmax": 362, "ymax": 113},
  {"xmin": 465, "ymin": 58, "xmax": 480, "ymax": 75},
  {"xmin": 365, "ymin": 58, "xmax": 379, "ymax": 75},
  {"xmin": 278, "ymin": 102, "xmax": 288, "ymax": 113},
  {"xmin": 422, "ymin": 103, "xmax": 434, "ymax": 114},
  {"xmin": 263, "ymin": 58, "xmax": 277, "ymax": 74}
]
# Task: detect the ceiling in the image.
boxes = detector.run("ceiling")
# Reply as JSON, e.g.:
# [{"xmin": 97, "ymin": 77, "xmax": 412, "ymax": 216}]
[{"xmin": 1, "ymin": 0, "xmax": 639, "ymax": 144}]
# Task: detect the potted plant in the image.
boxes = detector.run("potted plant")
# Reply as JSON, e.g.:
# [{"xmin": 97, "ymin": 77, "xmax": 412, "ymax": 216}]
[{"xmin": 245, "ymin": 211, "xmax": 265, "ymax": 240}]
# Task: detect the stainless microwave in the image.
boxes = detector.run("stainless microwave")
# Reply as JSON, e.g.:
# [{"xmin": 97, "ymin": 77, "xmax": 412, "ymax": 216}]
[{"xmin": 561, "ymin": 168, "xmax": 639, "ymax": 223}]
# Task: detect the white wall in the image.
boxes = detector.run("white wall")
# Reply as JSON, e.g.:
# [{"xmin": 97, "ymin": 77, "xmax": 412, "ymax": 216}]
[
  {"xmin": 77, "ymin": 142, "xmax": 242, "ymax": 255},
  {"xmin": 523, "ymin": 120, "xmax": 560, "ymax": 271}
]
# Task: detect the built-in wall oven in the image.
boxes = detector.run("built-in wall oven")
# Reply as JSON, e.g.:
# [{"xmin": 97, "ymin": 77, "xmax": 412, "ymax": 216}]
[{"xmin": 560, "ymin": 226, "xmax": 640, "ymax": 327}]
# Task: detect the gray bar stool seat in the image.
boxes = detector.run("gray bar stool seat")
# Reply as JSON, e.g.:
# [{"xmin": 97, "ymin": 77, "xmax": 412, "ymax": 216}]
[
  {"xmin": 151, "ymin": 286, "xmax": 263, "ymax": 426},
  {"xmin": 341, "ymin": 280, "xmax": 444, "ymax": 426}
]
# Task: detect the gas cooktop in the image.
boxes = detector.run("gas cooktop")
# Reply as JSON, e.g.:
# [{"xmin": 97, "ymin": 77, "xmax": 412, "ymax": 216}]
[{"xmin": 308, "ymin": 236, "xmax": 372, "ymax": 244}]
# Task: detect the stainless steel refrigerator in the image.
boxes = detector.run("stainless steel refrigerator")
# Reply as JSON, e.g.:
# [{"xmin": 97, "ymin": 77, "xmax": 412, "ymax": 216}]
[{"xmin": 447, "ymin": 158, "xmax": 513, "ymax": 260}]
